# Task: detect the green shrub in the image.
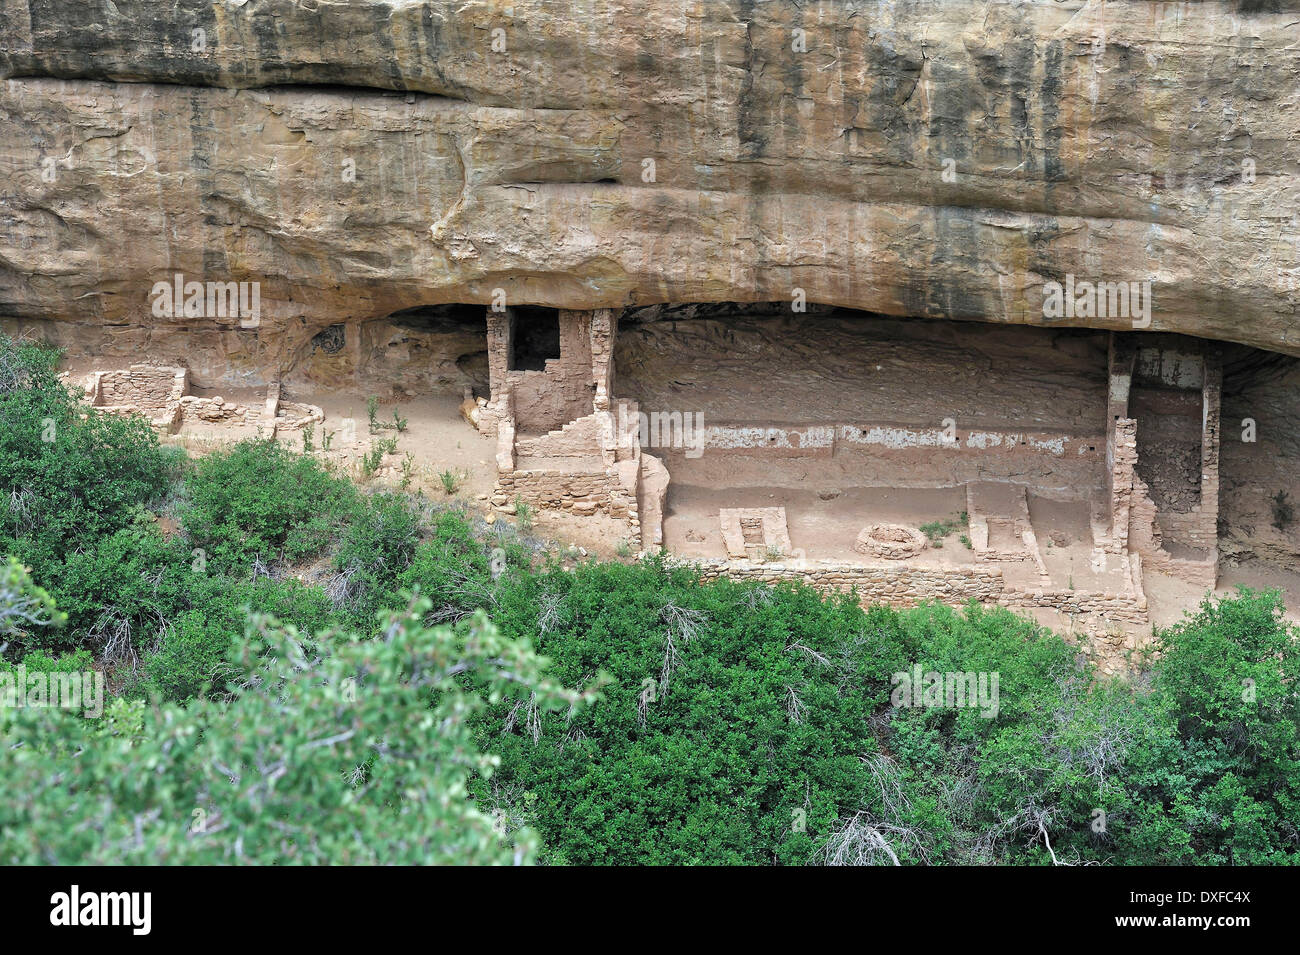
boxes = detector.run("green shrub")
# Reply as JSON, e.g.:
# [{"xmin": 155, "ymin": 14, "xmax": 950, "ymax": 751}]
[
  {"xmin": 182, "ymin": 439, "xmax": 357, "ymax": 571},
  {"xmin": 0, "ymin": 555, "xmax": 66, "ymax": 644},
  {"xmin": 437, "ymin": 467, "xmax": 466, "ymax": 495},
  {"xmin": 331, "ymin": 492, "xmax": 424, "ymax": 628},
  {"xmin": 0, "ymin": 599, "xmax": 597, "ymax": 864},
  {"xmin": 0, "ymin": 647, "xmax": 93, "ymax": 676},
  {"xmin": 141, "ymin": 577, "xmax": 333, "ymax": 703},
  {"xmin": 472, "ymin": 560, "xmax": 899, "ymax": 864},
  {"xmin": 398, "ymin": 511, "xmax": 509, "ymax": 625},
  {"xmin": 0, "ymin": 335, "xmax": 174, "ymax": 574},
  {"xmin": 1119, "ymin": 588, "xmax": 1300, "ymax": 865}
]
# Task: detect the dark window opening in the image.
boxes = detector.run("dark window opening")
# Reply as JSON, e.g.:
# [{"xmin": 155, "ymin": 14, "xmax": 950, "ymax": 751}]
[{"xmin": 510, "ymin": 307, "xmax": 562, "ymax": 371}]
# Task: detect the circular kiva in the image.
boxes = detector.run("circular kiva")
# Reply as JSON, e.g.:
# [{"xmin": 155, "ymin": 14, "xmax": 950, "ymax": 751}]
[{"xmin": 854, "ymin": 523, "xmax": 928, "ymax": 560}]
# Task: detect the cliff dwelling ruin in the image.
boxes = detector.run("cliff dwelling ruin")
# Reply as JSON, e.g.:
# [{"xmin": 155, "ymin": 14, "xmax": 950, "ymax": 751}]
[{"xmin": 22, "ymin": 298, "xmax": 1297, "ymax": 674}]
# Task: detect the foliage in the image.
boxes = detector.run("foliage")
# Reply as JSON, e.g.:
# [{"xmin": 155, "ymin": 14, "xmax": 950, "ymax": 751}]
[
  {"xmin": 0, "ymin": 555, "xmax": 66, "ymax": 641},
  {"xmin": 0, "ymin": 335, "xmax": 174, "ymax": 575},
  {"xmin": 182, "ymin": 439, "xmax": 357, "ymax": 571},
  {"xmin": 331, "ymin": 492, "xmax": 424, "ymax": 629},
  {"xmin": 466, "ymin": 562, "xmax": 1153, "ymax": 866},
  {"xmin": 0, "ymin": 598, "xmax": 598, "ymax": 864},
  {"xmin": 919, "ymin": 512, "xmax": 968, "ymax": 547},
  {"xmin": 1118, "ymin": 588, "xmax": 1300, "ymax": 864},
  {"xmin": 438, "ymin": 467, "xmax": 466, "ymax": 496}
]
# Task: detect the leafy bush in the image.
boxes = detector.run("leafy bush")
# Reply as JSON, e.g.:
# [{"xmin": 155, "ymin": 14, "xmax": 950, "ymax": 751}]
[
  {"xmin": 468, "ymin": 560, "xmax": 1139, "ymax": 866},
  {"xmin": 331, "ymin": 492, "xmax": 424, "ymax": 628},
  {"xmin": 0, "ymin": 335, "xmax": 174, "ymax": 574},
  {"xmin": 0, "ymin": 599, "xmax": 598, "ymax": 864},
  {"xmin": 182, "ymin": 439, "xmax": 357, "ymax": 571},
  {"xmin": 0, "ymin": 555, "xmax": 65, "ymax": 641},
  {"xmin": 398, "ymin": 510, "xmax": 502, "ymax": 626},
  {"xmin": 140, "ymin": 577, "xmax": 333, "ymax": 702},
  {"xmin": 0, "ymin": 648, "xmax": 92, "ymax": 677},
  {"xmin": 1119, "ymin": 588, "xmax": 1300, "ymax": 864}
]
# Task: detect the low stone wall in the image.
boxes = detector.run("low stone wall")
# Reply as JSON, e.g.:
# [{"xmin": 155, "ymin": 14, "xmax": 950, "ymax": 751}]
[
  {"xmin": 495, "ymin": 467, "xmax": 641, "ymax": 546},
  {"xmin": 681, "ymin": 557, "xmax": 1148, "ymax": 624},
  {"xmin": 92, "ymin": 365, "xmax": 186, "ymax": 413},
  {"xmin": 1001, "ymin": 587, "xmax": 1148, "ymax": 626},
  {"xmin": 689, "ymin": 559, "xmax": 1004, "ymax": 605}
]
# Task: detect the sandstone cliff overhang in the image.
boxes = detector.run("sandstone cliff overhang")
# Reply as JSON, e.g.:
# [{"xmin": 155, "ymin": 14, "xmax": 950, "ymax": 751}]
[{"xmin": 2, "ymin": 1, "xmax": 1299, "ymax": 357}]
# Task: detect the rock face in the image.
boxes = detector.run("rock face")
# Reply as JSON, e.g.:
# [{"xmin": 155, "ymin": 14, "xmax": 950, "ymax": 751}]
[{"xmin": 3, "ymin": 0, "xmax": 1300, "ymax": 367}]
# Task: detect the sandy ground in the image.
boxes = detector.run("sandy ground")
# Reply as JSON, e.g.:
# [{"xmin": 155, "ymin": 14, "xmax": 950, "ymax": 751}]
[
  {"xmin": 664, "ymin": 483, "xmax": 975, "ymax": 564},
  {"xmin": 1145, "ymin": 560, "xmax": 1300, "ymax": 630}
]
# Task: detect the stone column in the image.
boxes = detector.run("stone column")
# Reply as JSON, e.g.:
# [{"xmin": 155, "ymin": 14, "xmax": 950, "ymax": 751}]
[
  {"xmin": 486, "ymin": 306, "xmax": 513, "ymax": 404},
  {"xmin": 590, "ymin": 307, "xmax": 617, "ymax": 412},
  {"xmin": 1106, "ymin": 333, "xmax": 1137, "ymax": 549},
  {"xmin": 1198, "ymin": 354, "xmax": 1222, "ymax": 584}
]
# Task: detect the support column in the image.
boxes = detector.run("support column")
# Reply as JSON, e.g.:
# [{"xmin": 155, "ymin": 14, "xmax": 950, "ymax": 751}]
[
  {"xmin": 590, "ymin": 307, "xmax": 617, "ymax": 412},
  {"xmin": 1198, "ymin": 354, "xmax": 1222, "ymax": 584},
  {"xmin": 1106, "ymin": 333, "xmax": 1138, "ymax": 552},
  {"xmin": 486, "ymin": 306, "xmax": 513, "ymax": 405}
]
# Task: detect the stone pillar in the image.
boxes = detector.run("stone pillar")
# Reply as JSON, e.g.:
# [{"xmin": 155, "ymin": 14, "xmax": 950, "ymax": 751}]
[
  {"xmin": 1198, "ymin": 354, "xmax": 1222, "ymax": 583},
  {"xmin": 486, "ymin": 306, "xmax": 513, "ymax": 404},
  {"xmin": 495, "ymin": 387, "xmax": 515, "ymax": 473},
  {"xmin": 1106, "ymin": 333, "xmax": 1137, "ymax": 548},
  {"xmin": 591, "ymin": 308, "xmax": 617, "ymax": 412},
  {"xmin": 1109, "ymin": 418, "xmax": 1138, "ymax": 555}
]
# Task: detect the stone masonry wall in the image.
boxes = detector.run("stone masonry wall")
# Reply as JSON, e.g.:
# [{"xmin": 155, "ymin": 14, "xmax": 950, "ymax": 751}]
[
  {"xmin": 685, "ymin": 559, "xmax": 1147, "ymax": 625},
  {"xmin": 496, "ymin": 467, "xmax": 638, "ymax": 524},
  {"xmin": 508, "ymin": 310, "xmax": 595, "ymax": 433}
]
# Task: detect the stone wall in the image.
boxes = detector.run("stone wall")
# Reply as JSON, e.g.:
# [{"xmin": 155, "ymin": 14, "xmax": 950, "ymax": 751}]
[
  {"xmin": 487, "ymin": 311, "xmax": 652, "ymax": 548},
  {"xmin": 504, "ymin": 309, "xmax": 595, "ymax": 434},
  {"xmin": 1122, "ymin": 350, "xmax": 1221, "ymax": 587},
  {"xmin": 1128, "ymin": 468, "xmax": 1218, "ymax": 588},
  {"xmin": 515, "ymin": 411, "xmax": 610, "ymax": 460},
  {"xmin": 684, "ymin": 558, "xmax": 1147, "ymax": 625},
  {"xmin": 690, "ymin": 560, "xmax": 1005, "ymax": 606},
  {"xmin": 1108, "ymin": 417, "xmax": 1138, "ymax": 556},
  {"xmin": 495, "ymin": 466, "xmax": 638, "ymax": 524},
  {"xmin": 91, "ymin": 365, "xmax": 186, "ymax": 414}
]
